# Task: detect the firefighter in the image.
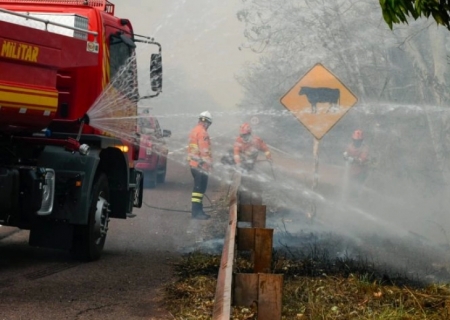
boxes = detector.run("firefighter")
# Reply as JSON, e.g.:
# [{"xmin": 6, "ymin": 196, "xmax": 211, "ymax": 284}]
[
  {"xmin": 343, "ymin": 129, "xmax": 369, "ymax": 184},
  {"xmin": 233, "ymin": 122, "xmax": 272, "ymax": 172},
  {"xmin": 187, "ymin": 111, "xmax": 213, "ymax": 220}
]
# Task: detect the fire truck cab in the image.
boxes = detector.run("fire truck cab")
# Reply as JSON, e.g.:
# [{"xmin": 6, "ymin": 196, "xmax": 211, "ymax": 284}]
[{"xmin": 0, "ymin": 0, "xmax": 162, "ymax": 261}]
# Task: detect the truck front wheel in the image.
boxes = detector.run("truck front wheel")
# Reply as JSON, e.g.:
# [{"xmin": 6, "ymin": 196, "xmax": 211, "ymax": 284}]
[{"xmin": 71, "ymin": 173, "xmax": 110, "ymax": 261}]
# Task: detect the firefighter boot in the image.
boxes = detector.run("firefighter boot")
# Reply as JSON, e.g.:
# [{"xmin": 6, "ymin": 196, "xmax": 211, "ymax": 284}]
[
  {"xmin": 199, "ymin": 202, "xmax": 211, "ymax": 219},
  {"xmin": 192, "ymin": 202, "xmax": 210, "ymax": 220}
]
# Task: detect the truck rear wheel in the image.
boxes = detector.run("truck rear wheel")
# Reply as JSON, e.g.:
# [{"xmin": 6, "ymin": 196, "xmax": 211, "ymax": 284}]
[{"xmin": 71, "ymin": 173, "xmax": 110, "ymax": 261}]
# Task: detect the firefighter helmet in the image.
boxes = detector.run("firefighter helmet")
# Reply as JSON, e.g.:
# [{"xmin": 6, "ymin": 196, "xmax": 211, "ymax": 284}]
[
  {"xmin": 199, "ymin": 111, "xmax": 212, "ymax": 123},
  {"xmin": 240, "ymin": 123, "xmax": 252, "ymax": 135},
  {"xmin": 352, "ymin": 129, "xmax": 363, "ymax": 140}
]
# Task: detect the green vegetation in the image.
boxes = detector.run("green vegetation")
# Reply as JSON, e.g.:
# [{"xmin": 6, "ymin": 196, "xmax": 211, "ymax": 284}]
[
  {"xmin": 164, "ymin": 251, "xmax": 450, "ymax": 319},
  {"xmin": 380, "ymin": 0, "xmax": 450, "ymax": 30}
]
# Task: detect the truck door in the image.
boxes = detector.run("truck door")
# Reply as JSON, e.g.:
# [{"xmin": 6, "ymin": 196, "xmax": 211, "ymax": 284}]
[
  {"xmin": 104, "ymin": 25, "xmax": 139, "ymax": 142},
  {"xmin": 106, "ymin": 26, "xmax": 138, "ymax": 102}
]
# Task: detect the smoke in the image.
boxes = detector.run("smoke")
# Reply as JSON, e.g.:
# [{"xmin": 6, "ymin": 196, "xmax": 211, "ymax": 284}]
[
  {"xmin": 93, "ymin": 0, "xmax": 450, "ymax": 283},
  {"xmin": 253, "ymin": 104, "xmax": 450, "ymax": 283}
]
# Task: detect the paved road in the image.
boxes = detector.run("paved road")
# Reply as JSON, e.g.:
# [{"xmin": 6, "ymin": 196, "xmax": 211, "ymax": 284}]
[
  {"xmin": 0, "ymin": 153, "xmax": 230, "ymax": 320},
  {"xmin": 3, "ymin": 139, "xmax": 447, "ymax": 319}
]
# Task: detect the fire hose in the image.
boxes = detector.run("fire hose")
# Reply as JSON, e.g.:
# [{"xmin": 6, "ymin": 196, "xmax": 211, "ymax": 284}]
[
  {"xmin": 140, "ymin": 161, "xmax": 276, "ymax": 213},
  {"xmin": 142, "ymin": 194, "xmax": 213, "ymax": 213}
]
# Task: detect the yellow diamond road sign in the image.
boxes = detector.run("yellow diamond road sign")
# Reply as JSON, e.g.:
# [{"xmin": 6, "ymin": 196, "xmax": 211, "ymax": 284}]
[{"xmin": 280, "ymin": 63, "xmax": 358, "ymax": 140}]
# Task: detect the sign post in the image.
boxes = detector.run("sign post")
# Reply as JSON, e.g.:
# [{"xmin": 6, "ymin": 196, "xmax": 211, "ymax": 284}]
[{"xmin": 280, "ymin": 63, "xmax": 358, "ymax": 218}]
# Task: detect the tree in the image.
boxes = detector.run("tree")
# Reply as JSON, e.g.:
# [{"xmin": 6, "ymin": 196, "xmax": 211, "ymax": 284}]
[
  {"xmin": 236, "ymin": 0, "xmax": 450, "ymax": 190},
  {"xmin": 380, "ymin": 0, "xmax": 450, "ymax": 30}
]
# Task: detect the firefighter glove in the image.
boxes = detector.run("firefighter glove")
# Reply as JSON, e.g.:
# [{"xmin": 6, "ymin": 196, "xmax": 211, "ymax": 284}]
[{"xmin": 201, "ymin": 162, "xmax": 212, "ymax": 172}]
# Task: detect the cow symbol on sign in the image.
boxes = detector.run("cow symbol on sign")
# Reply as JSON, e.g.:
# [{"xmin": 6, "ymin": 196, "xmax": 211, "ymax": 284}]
[{"xmin": 299, "ymin": 87, "xmax": 340, "ymax": 114}]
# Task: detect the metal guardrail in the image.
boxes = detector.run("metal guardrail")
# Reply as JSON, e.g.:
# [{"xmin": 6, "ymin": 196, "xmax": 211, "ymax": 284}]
[
  {"xmin": 212, "ymin": 173, "xmax": 240, "ymax": 319},
  {"xmin": 213, "ymin": 173, "xmax": 283, "ymax": 320}
]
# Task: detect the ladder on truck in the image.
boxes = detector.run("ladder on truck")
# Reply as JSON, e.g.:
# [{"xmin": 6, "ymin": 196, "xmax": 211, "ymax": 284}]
[
  {"xmin": 0, "ymin": 7, "xmax": 98, "ymax": 41},
  {"xmin": 0, "ymin": 0, "xmax": 114, "ymax": 14}
]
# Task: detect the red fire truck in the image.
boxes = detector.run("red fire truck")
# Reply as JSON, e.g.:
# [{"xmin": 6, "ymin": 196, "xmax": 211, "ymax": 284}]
[{"xmin": 0, "ymin": 0, "xmax": 162, "ymax": 260}]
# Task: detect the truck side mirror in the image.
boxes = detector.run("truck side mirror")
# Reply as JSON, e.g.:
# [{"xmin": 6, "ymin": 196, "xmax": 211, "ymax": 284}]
[{"xmin": 150, "ymin": 53, "xmax": 162, "ymax": 92}]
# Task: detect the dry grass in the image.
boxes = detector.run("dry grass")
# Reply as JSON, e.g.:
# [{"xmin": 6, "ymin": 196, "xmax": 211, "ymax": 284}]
[
  {"xmin": 281, "ymin": 274, "xmax": 450, "ymax": 319},
  {"xmin": 164, "ymin": 251, "xmax": 450, "ymax": 320},
  {"xmin": 164, "ymin": 179, "xmax": 450, "ymax": 319}
]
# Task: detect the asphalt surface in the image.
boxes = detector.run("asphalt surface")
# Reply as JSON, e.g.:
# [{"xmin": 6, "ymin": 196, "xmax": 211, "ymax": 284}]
[
  {"xmin": 2, "ymin": 138, "xmax": 448, "ymax": 320},
  {"xmin": 0, "ymin": 154, "xmax": 230, "ymax": 320}
]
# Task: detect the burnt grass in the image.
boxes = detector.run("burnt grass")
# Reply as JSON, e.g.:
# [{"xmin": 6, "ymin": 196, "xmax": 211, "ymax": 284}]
[
  {"xmin": 164, "ymin": 228, "xmax": 450, "ymax": 319},
  {"xmin": 271, "ymin": 229, "xmax": 450, "ymax": 287},
  {"xmin": 163, "ymin": 193, "xmax": 450, "ymax": 319}
]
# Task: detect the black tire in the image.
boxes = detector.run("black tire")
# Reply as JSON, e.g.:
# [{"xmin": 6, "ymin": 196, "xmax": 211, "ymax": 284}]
[
  {"xmin": 157, "ymin": 163, "xmax": 167, "ymax": 184},
  {"xmin": 144, "ymin": 169, "xmax": 157, "ymax": 189},
  {"xmin": 71, "ymin": 173, "xmax": 110, "ymax": 261}
]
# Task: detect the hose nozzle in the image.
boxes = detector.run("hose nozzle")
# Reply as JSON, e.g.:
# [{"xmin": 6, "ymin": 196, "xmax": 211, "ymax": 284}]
[{"xmin": 79, "ymin": 114, "xmax": 90, "ymax": 125}]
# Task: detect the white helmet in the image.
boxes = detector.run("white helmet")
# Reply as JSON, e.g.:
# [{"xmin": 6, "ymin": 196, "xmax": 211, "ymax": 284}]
[{"xmin": 199, "ymin": 111, "xmax": 212, "ymax": 123}]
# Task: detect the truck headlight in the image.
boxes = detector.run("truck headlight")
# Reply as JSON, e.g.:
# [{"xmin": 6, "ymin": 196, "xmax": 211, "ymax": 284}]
[{"xmin": 37, "ymin": 169, "xmax": 55, "ymax": 216}]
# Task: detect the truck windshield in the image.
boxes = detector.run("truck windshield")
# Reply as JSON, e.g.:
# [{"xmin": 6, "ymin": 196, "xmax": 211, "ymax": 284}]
[{"xmin": 109, "ymin": 34, "xmax": 138, "ymax": 102}]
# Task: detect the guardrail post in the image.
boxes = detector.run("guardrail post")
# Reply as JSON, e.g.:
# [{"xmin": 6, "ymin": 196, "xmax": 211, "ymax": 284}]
[
  {"xmin": 239, "ymin": 204, "xmax": 266, "ymax": 228},
  {"xmin": 213, "ymin": 173, "xmax": 282, "ymax": 320},
  {"xmin": 254, "ymin": 228, "xmax": 273, "ymax": 273},
  {"xmin": 233, "ymin": 179, "xmax": 283, "ymax": 320},
  {"xmin": 233, "ymin": 273, "xmax": 283, "ymax": 320},
  {"xmin": 237, "ymin": 228, "xmax": 273, "ymax": 273},
  {"xmin": 258, "ymin": 273, "xmax": 283, "ymax": 319}
]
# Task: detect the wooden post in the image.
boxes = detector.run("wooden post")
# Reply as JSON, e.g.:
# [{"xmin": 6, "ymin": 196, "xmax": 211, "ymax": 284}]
[
  {"xmin": 238, "ymin": 204, "xmax": 266, "ymax": 228},
  {"xmin": 257, "ymin": 274, "xmax": 283, "ymax": 320},
  {"xmin": 254, "ymin": 228, "xmax": 273, "ymax": 273},
  {"xmin": 238, "ymin": 204, "xmax": 253, "ymax": 222},
  {"xmin": 234, "ymin": 273, "xmax": 283, "ymax": 320},
  {"xmin": 237, "ymin": 228, "xmax": 273, "ymax": 273},
  {"xmin": 252, "ymin": 205, "xmax": 266, "ymax": 228},
  {"xmin": 233, "ymin": 273, "xmax": 258, "ymax": 306},
  {"xmin": 309, "ymin": 137, "xmax": 320, "ymax": 219}
]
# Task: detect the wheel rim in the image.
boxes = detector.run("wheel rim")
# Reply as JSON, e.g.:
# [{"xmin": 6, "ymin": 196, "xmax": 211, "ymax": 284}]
[{"xmin": 94, "ymin": 193, "xmax": 110, "ymax": 245}]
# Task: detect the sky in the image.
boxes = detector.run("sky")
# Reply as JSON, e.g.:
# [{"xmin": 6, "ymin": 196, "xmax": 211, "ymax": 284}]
[{"xmin": 113, "ymin": 0, "xmax": 255, "ymax": 112}]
